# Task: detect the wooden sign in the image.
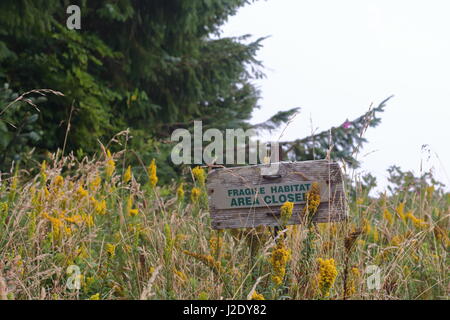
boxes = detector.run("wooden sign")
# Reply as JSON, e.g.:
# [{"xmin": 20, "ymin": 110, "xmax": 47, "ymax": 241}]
[{"xmin": 206, "ymin": 160, "xmax": 348, "ymax": 229}]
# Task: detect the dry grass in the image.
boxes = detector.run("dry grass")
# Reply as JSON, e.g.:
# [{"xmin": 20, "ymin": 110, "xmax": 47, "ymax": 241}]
[{"xmin": 0, "ymin": 149, "xmax": 448, "ymax": 300}]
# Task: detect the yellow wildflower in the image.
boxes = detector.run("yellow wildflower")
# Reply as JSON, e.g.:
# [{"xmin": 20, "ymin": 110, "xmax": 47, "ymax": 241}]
[
  {"xmin": 82, "ymin": 213, "xmax": 94, "ymax": 227},
  {"xmin": 42, "ymin": 212, "xmax": 63, "ymax": 241},
  {"xmin": 198, "ymin": 292, "xmax": 209, "ymax": 300},
  {"xmin": 209, "ymin": 236, "xmax": 224, "ymax": 257},
  {"xmin": 0, "ymin": 202, "xmax": 8, "ymax": 214},
  {"xmin": 362, "ymin": 218, "xmax": 371, "ymax": 234},
  {"xmin": 105, "ymin": 150, "xmax": 115, "ymax": 178},
  {"xmin": 303, "ymin": 182, "xmax": 321, "ymax": 221},
  {"xmin": 173, "ymin": 269, "xmax": 188, "ymax": 283},
  {"xmin": 351, "ymin": 267, "xmax": 360, "ymax": 278},
  {"xmin": 148, "ymin": 159, "xmax": 158, "ymax": 187},
  {"xmin": 373, "ymin": 228, "xmax": 379, "ymax": 242},
  {"xmin": 383, "ymin": 209, "xmax": 393, "ymax": 225},
  {"xmin": 391, "ymin": 235, "xmax": 403, "ymax": 246},
  {"xmin": 317, "ymin": 258, "xmax": 338, "ymax": 297},
  {"xmin": 93, "ymin": 198, "xmax": 107, "ymax": 215},
  {"xmin": 405, "ymin": 212, "xmax": 428, "ymax": 229},
  {"xmin": 64, "ymin": 226, "xmax": 72, "ymax": 236},
  {"xmin": 89, "ymin": 175, "xmax": 102, "ymax": 191},
  {"xmin": 123, "ymin": 165, "xmax": 132, "ymax": 183},
  {"xmin": 89, "ymin": 293, "xmax": 100, "ymax": 300},
  {"xmin": 251, "ymin": 291, "xmax": 265, "ymax": 300},
  {"xmin": 85, "ymin": 276, "xmax": 95, "ymax": 290},
  {"xmin": 280, "ymin": 201, "xmax": 294, "ymax": 225},
  {"xmin": 396, "ymin": 203, "xmax": 406, "ymax": 221},
  {"xmin": 192, "ymin": 166, "xmax": 206, "ymax": 187},
  {"xmin": 105, "ymin": 243, "xmax": 116, "ymax": 259},
  {"xmin": 53, "ymin": 175, "xmax": 64, "ymax": 189},
  {"xmin": 40, "ymin": 160, "xmax": 47, "ymax": 183},
  {"xmin": 191, "ymin": 187, "xmax": 201, "ymax": 203},
  {"xmin": 270, "ymin": 242, "xmax": 291, "ymax": 286},
  {"xmin": 176, "ymin": 183, "xmax": 185, "ymax": 202},
  {"xmin": 182, "ymin": 250, "xmax": 223, "ymax": 275},
  {"xmin": 126, "ymin": 196, "xmax": 139, "ymax": 217},
  {"xmin": 76, "ymin": 185, "xmax": 88, "ymax": 199},
  {"xmin": 76, "ymin": 245, "xmax": 89, "ymax": 259}
]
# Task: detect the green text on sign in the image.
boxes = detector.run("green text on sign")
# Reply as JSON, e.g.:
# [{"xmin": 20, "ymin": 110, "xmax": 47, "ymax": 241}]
[{"xmin": 211, "ymin": 181, "xmax": 329, "ymax": 210}]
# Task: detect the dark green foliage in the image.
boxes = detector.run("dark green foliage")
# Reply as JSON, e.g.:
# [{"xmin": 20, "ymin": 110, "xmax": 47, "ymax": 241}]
[
  {"xmin": 0, "ymin": 0, "xmax": 389, "ymax": 180},
  {"xmin": 0, "ymin": 85, "xmax": 49, "ymax": 170},
  {"xmin": 0, "ymin": 1, "xmax": 263, "ymax": 154}
]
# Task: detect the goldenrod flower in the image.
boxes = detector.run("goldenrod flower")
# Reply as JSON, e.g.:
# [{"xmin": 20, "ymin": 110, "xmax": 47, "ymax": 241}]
[
  {"xmin": 89, "ymin": 175, "xmax": 102, "ymax": 191},
  {"xmin": 126, "ymin": 195, "xmax": 139, "ymax": 217},
  {"xmin": 64, "ymin": 226, "xmax": 72, "ymax": 236},
  {"xmin": 40, "ymin": 160, "xmax": 47, "ymax": 183},
  {"xmin": 317, "ymin": 258, "xmax": 338, "ymax": 297},
  {"xmin": 303, "ymin": 182, "xmax": 321, "ymax": 221},
  {"xmin": 76, "ymin": 185, "xmax": 88, "ymax": 199},
  {"xmin": 105, "ymin": 243, "xmax": 116, "ymax": 259},
  {"xmin": 148, "ymin": 159, "xmax": 158, "ymax": 187},
  {"xmin": 372, "ymin": 228, "xmax": 379, "ymax": 242},
  {"xmin": 89, "ymin": 293, "xmax": 100, "ymax": 300},
  {"xmin": 351, "ymin": 267, "xmax": 360, "ymax": 278},
  {"xmin": 64, "ymin": 214, "xmax": 84, "ymax": 225},
  {"xmin": 173, "ymin": 269, "xmax": 188, "ymax": 283},
  {"xmin": 94, "ymin": 199, "xmax": 106, "ymax": 216},
  {"xmin": 362, "ymin": 218, "xmax": 371, "ymax": 234},
  {"xmin": 209, "ymin": 236, "xmax": 223, "ymax": 257},
  {"xmin": 123, "ymin": 165, "xmax": 132, "ymax": 183},
  {"xmin": 198, "ymin": 292, "xmax": 209, "ymax": 300},
  {"xmin": 251, "ymin": 291, "xmax": 265, "ymax": 300},
  {"xmin": 383, "ymin": 209, "xmax": 393, "ymax": 225},
  {"xmin": 42, "ymin": 212, "xmax": 63, "ymax": 241},
  {"xmin": 191, "ymin": 187, "xmax": 201, "ymax": 203},
  {"xmin": 176, "ymin": 183, "xmax": 185, "ymax": 202},
  {"xmin": 192, "ymin": 166, "xmax": 206, "ymax": 187},
  {"xmin": 405, "ymin": 212, "xmax": 428, "ymax": 229},
  {"xmin": 270, "ymin": 242, "xmax": 291, "ymax": 286},
  {"xmin": 76, "ymin": 245, "xmax": 89, "ymax": 259},
  {"xmin": 391, "ymin": 235, "xmax": 403, "ymax": 246},
  {"xmin": 0, "ymin": 202, "xmax": 8, "ymax": 214},
  {"xmin": 182, "ymin": 250, "xmax": 223, "ymax": 275},
  {"xmin": 105, "ymin": 150, "xmax": 115, "ymax": 178},
  {"xmin": 82, "ymin": 213, "xmax": 94, "ymax": 228},
  {"xmin": 280, "ymin": 201, "xmax": 294, "ymax": 225},
  {"xmin": 345, "ymin": 266, "xmax": 361, "ymax": 297},
  {"xmin": 396, "ymin": 203, "xmax": 406, "ymax": 221},
  {"xmin": 164, "ymin": 223, "xmax": 174, "ymax": 264},
  {"xmin": 53, "ymin": 175, "xmax": 64, "ymax": 189}
]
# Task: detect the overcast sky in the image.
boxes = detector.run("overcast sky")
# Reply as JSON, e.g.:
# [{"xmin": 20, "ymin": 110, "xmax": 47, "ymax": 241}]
[{"xmin": 221, "ymin": 0, "xmax": 450, "ymax": 193}]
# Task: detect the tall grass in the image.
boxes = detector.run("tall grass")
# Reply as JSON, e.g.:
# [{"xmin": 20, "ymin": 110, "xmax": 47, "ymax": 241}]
[{"xmin": 0, "ymin": 148, "xmax": 448, "ymax": 300}]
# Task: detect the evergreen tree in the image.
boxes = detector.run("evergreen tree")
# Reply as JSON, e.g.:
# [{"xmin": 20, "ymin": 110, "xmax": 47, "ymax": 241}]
[
  {"xmin": 0, "ymin": 1, "xmax": 390, "ymax": 177},
  {"xmin": 0, "ymin": 0, "xmax": 266, "ymax": 154}
]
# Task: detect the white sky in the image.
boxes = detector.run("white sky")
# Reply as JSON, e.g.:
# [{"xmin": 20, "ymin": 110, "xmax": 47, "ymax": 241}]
[{"xmin": 221, "ymin": 0, "xmax": 450, "ymax": 193}]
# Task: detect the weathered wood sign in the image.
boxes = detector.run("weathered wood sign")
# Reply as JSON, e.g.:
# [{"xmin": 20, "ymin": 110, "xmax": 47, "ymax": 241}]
[{"xmin": 206, "ymin": 160, "xmax": 348, "ymax": 229}]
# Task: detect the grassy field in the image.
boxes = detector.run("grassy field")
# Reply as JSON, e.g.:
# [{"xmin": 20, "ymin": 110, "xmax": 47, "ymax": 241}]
[{"xmin": 0, "ymin": 149, "xmax": 448, "ymax": 300}]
